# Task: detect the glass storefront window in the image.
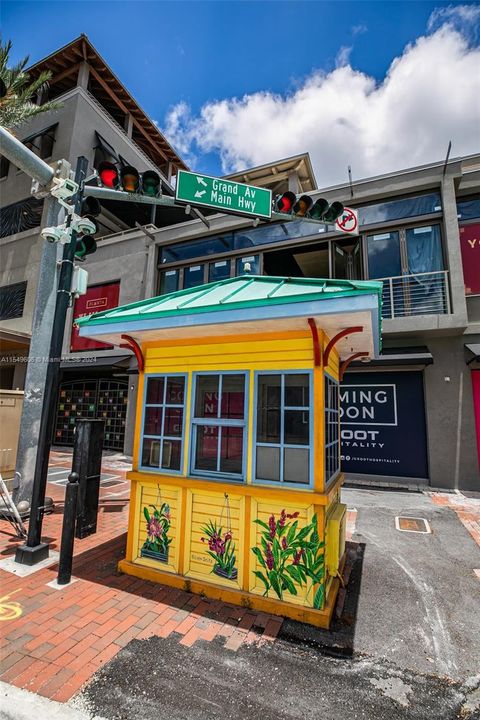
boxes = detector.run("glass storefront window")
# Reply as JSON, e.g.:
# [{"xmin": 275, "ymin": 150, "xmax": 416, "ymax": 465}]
[
  {"xmin": 235, "ymin": 255, "xmax": 260, "ymax": 275},
  {"xmin": 358, "ymin": 193, "xmax": 442, "ymax": 227},
  {"xmin": 367, "ymin": 231, "xmax": 402, "ymax": 278},
  {"xmin": 183, "ymin": 264, "xmax": 205, "ymax": 289},
  {"xmin": 159, "ymin": 269, "xmax": 179, "ymax": 295},
  {"xmin": 209, "ymin": 259, "xmax": 231, "ymax": 282},
  {"xmin": 457, "ymin": 196, "xmax": 480, "ymax": 222}
]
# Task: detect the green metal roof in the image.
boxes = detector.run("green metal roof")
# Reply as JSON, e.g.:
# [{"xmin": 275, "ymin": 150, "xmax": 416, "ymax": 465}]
[{"xmin": 76, "ymin": 275, "xmax": 383, "ymax": 328}]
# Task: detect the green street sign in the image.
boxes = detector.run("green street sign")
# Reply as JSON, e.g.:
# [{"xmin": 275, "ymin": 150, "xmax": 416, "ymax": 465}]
[{"xmin": 175, "ymin": 170, "xmax": 272, "ymax": 219}]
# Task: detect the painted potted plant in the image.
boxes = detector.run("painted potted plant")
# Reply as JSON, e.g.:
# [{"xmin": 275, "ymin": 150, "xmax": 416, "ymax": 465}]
[
  {"xmin": 251, "ymin": 509, "xmax": 325, "ymax": 609},
  {"xmin": 141, "ymin": 502, "xmax": 172, "ymax": 563},
  {"xmin": 201, "ymin": 519, "xmax": 238, "ymax": 581}
]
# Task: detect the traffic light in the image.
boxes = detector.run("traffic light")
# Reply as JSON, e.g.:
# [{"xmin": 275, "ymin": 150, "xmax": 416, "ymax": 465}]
[
  {"xmin": 275, "ymin": 191, "xmax": 296, "ymax": 214},
  {"xmin": 120, "ymin": 165, "xmax": 140, "ymax": 193},
  {"xmin": 293, "ymin": 194, "xmax": 313, "ymax": 217},
  {"xmin": 74, "ymin": 196, "xmax": 101, "ymax": 260},
  {"xmin": 97, "ymin": 161, "xmax": 118, "ymax": 189},
  {"xmin": 142, "ymin": 170, "xmax": 161, "ymax": 197},
  {"xmin": 308, "ymin": 198, "xmax": 344, "ymax": 223}
]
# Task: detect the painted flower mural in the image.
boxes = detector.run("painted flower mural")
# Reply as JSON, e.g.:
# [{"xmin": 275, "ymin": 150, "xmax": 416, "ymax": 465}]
[
  {"xmin": 201, "ymin": 519, "xmax": 238, "ymax": 580},
  {"xmin": 251, "ymin": 509, "xmax": 325, "ymax": 609},
  {"xmin": 141, "ymin": 503, "xmax": 172, "ymax": 563}
]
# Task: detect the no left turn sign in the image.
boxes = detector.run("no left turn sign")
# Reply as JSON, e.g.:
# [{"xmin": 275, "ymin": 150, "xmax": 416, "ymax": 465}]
[{"xmin": 335, "ymin": 207, "xmax": 359, "ymax": 235}]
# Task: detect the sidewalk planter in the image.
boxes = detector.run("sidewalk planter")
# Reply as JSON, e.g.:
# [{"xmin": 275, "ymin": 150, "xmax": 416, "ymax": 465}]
[{"xmin": 78, "ymin": 276, "xmax": 382, "ymax": 629}]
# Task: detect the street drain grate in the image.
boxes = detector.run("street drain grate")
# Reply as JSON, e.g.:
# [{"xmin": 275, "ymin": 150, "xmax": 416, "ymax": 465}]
[{"xmin": 395, "ymin": 516, "xmax": 431, "ymax": 534}]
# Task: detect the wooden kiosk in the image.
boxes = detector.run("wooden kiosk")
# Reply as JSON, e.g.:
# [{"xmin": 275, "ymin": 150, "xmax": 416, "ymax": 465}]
[{"xmin": 78, "ymin": 276, "xmax": 382, "ymax": 628}]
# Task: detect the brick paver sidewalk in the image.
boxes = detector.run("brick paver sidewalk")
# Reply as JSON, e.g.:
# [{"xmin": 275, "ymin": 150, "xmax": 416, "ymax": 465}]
[
  {"xmin": 429, "ymin": 491, "xmax": 480, "ymax": 548},
  {"xmin": 0, "ymin": 452, "xmax": 283, "ymax": 703}
]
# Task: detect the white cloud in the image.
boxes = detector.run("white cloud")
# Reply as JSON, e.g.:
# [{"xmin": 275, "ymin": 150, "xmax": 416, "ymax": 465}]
[
  {"xmin": 163, "ymin": 8, "xmax": 480, "ymax": 186},
  {"xmin": 351, "ymin": 23, "xmax": 368, "ymax": 37},
  {"xmin": 335, "ymin": 45, "xmax": 353, "ymax": 68}
]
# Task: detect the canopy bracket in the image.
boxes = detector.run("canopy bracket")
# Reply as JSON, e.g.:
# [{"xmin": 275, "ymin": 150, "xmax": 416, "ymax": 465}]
[
  {"xmin": 120, "ymin": 334, "xmax": 144, "ymax": 372},
  {"xmin": 323, "ymin": 326, "xmax": 363, "ymax": 367}
]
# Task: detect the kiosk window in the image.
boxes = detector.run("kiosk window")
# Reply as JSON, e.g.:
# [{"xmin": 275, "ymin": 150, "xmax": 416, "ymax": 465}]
[
  {"xmin": 191, "ymin": 373, "xmax": 247, "ymax": 480},
  {"xmin": 141, "ymin": 375, "xmax": 186, "ymax": 472},
  {"xmin": 324, "ymin": 375, "xmax": 340, "ymax": 484},
  {"xmin": 255, "ymin": 372, "xmax": 311, "ymax": 485}
]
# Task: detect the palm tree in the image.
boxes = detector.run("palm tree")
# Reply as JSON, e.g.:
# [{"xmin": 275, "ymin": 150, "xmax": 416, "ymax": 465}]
[{"xmin": 0, "ymin": 38, "xmax": 62, "ymax": 130}]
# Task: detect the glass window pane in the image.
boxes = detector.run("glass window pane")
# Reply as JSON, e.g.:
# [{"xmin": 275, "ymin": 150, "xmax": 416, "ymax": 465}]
[
  {"xmin": 195, "ymin": 425, "xmax": 218, "ymax": 471},
  {"xmin": 221, "ymin": 374, "xmax": 245, "ymax": 419},
  {"xmin": 367, "ymin": 231, "xmax": 402, "ymax": 279},
  {"xmin": 284, "ymin": 410, "xmax": 309, "ymax": 445},
  {"xmin": 162, "ymin": 440, "xmax": 181, "ymax": 471},
  {"xmin": 285, "ymin": 374, "xmax": 309, "ymax": 407},
  {"xmin": 163, "ymin": 408, "xmax": 183, "ymax": 437},
  {"xmin": 257, "ymin": 375, "xmax": 281, "ymax": 443},
  {"xmin": 144, "ymin": 407, "xmax": 163, "ymax": 436},
  {"xmin": 359, "ymin": 193, "xmax": 442, "ymax": 226},
  {"xmin": 457, "ymin": 197, "xmax": 480, "ymax": 221},
  {"xmin": 183, "ymin": 264, "xmax": 205, "ymax": 289},
  {"xmin": 256, "ymin": 446, "xmax": 280, "ymax": 481},
  {"xmin": 195, "ymin": 375, "xmax": 219, "ymax": 417},
  {"xmin": 284, "ymin": 447, "xmax": 309, "ymax": 484},
  {"xmin": 142, "ymin": 438, "xmax": 161, "ymax": 468},
  {"xmin": 146, "ymin": 377, "xmax": 164, "ymax": 404},
  {"xmin": 235, "ymin": 255, "xmax": 260, "ymax": 275},
  {"xmin": 166, "ymin": 376, "xmax": 185, "ymax": 404},
  {"xmin": 209, "ymin": 259, "xmax": 230, "ymax": 282},
  {"xmin": 220, "ymin": 427, "xmax": 243, "ymax": 475},
  {"xmin": 405, "ymin": 225, "xmax": 443, "ymax": 274},
  {"xmin": 159, "ymin": 270, "xmax": 178, "ymax": 295}
]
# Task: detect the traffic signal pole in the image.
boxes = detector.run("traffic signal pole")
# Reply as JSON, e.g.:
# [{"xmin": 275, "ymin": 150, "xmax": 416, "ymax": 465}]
[
  {"xmin": 15, "ymin": 156, "xmax": 88, "ymax": 565},
  {"xmin": 0, "ymin": 127, "xmax": 74, "ymax": 508}
]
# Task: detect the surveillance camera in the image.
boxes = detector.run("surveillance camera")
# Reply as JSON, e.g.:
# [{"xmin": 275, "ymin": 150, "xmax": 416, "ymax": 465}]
[
  {"xmin": 70, "ymin": 215, "xmax": 96, "ymax": 236},
  {"xmin": 41, "ymin": 225, "xmax": 70, "ymax": 244},
  {"xmin": 51, "ymin": 177, "xmax": 79, "ymax": 201}
]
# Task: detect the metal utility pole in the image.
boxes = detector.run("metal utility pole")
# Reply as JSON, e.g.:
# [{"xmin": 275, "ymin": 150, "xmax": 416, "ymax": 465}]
[
  {"xmin": 15, "ymin": 156, "xmax": 88, "ymax": 565},
  {"xmin": 0, "ymin": 126, "xmax": 72, "ymax": 506}
]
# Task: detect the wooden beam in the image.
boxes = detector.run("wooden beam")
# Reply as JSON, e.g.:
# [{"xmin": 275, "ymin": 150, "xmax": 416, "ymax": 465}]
[
  {"xmin": 50, "ymin": 62, "xmax": 81, "ymax": 86},
  {"xmin": 88, "ymin": 65, "xmax": 173, "ymax": 165}
]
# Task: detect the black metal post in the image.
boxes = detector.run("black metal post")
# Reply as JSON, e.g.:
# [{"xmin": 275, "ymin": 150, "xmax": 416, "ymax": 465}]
[
  {"xmin": 73, "ymin": 419, "xmax": 105, "ymax": 539},
  {"xmin": 57, "ymin": 472, "xmax": 79, "ymax": 585},
  {"xmin": 15, "ymin": 156, "xmax": 89, "ymax": 566}
]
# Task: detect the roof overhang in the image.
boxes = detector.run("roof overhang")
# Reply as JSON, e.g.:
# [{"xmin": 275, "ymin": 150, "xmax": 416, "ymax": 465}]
[{"xmin": 79, "ymin": 293, "xmax": 381, "ymax": 362}]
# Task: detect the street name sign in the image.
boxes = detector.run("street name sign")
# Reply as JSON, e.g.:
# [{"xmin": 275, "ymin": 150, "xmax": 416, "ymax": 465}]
[{"xmin": 175, "ymin": 170, "xmax": 272, "ymax": 219}]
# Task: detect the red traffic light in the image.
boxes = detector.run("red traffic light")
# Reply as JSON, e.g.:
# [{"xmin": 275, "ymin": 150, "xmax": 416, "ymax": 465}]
[
  {"xmin": 121, "ymin": 165, "xmax": 140, "ymax": 193},
  {"xmin": 275, "ymin": 191, "xmax": 296, "ymax": 214},
  {"xmin": 97, "ymin": 162, "xmax": 118, "ymax": 189}
]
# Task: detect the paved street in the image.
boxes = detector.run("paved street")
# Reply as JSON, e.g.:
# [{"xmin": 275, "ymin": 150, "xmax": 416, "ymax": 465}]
[{"xmin": 0, "ymin": 451, "xmax": 479, "ymax": 719}]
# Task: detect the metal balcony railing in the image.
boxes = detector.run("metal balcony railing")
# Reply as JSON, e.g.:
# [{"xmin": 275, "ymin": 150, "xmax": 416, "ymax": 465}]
[{"xmin": 378, "ymin": 271, "xmax": 450, "ymax": 319}]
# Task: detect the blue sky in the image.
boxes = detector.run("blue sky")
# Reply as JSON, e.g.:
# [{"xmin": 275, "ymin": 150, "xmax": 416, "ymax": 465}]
[{"xmin": 3, "ymin": 2, "xmax": 480, "ymax": 183}]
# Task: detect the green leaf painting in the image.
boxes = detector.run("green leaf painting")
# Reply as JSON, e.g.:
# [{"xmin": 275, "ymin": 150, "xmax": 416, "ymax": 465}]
[
  {"xmin": 141, "ymin": 502, "xmax": 172, "ymax": 562},
  {"xmin": 201, "ymin": 518, "xmax": 238, "ymax": 581},
  {"xmin": 251, "ymin": 509, "xmax": 325, "ymax": 606}
]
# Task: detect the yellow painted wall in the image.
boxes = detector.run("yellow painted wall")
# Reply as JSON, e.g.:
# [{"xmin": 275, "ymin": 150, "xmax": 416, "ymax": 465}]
[{"xmin": 123, "ymin": 327, "xmax": 344, "ymax": 622}]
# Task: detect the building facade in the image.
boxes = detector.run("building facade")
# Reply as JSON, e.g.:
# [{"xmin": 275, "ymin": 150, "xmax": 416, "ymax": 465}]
[
  {"xmin": 0, "ymin": 35, "xmax": 188, "ymax": 453},
  {"xmin": 1, "ymin": 37, "xmax": 478, "ymax": 490}
]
